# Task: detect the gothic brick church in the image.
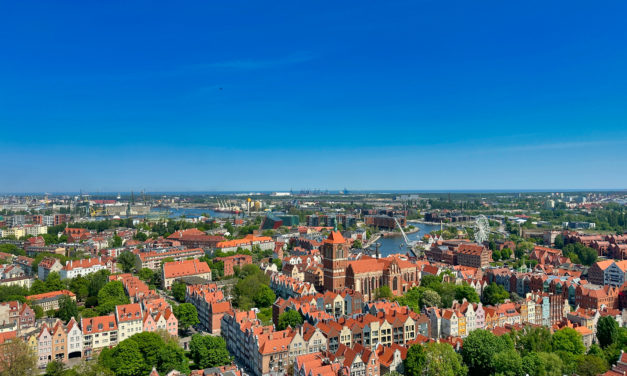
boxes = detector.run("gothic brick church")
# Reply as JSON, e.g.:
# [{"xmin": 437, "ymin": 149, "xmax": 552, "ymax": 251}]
[{"xmin": 321, "ymin": 231, "xmax": 421, "ymax": 301}]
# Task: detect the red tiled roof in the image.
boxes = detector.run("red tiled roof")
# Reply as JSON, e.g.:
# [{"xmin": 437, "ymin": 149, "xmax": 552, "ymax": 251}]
[
  {"xmin": 81, "ymin": 315, "xmax": 118, "ymax": 334},
  {"xmin": 116, "ymin": 303, "xmax": 143, "ymax": 322},
  {"xmin": 62, "ymin": 257, "xmax": 110, "ymax": 271},
  {"xmin": 217, "ymin": 234, "xmax": 273, "ymax": 248},
  {"xmin": 324, "ymin": 231, "xmax": 345, "ymax": 245},
  {"xmin": 26, "ymin": 290, "xmax": 75, "ymax": 301},
  {"xmin": 163, "ymin": 259, "xmax": 211, "ymax": 279}
]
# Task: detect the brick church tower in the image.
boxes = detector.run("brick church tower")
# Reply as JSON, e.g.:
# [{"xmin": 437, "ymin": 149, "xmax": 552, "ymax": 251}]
[{"xmin": 322, "ymin": 231, "xmax": 347, "ymax": 293}]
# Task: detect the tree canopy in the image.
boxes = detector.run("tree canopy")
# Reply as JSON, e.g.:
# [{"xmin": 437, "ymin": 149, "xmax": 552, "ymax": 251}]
[
  {"xmin": 173, "ymin": 303, "xmax": 199, "ymax": 333},
  {"xmin": 481, "ymin": 283, "xmax": 509, "ymax": 305},
  {"xmin": 189, "ymin": 334, "xmax": 232, "ymax": 369},
  {"xmin": 96, "ymin": 281, "xmax": 130, "ymax": 315},
  {"xmin": 278, "ymin": 310, "xmax": 303, "ymax": 330},
  {"xmin": 597, "ymin": 316, "xmax": 619, "ymax": 348},
  {"xmin": 461, "ymin": 329, "xmax": 512, "ymax": 376},
  {"xmin": 99, "ymin": 332, "xmax": 188, "ymax": 376}
]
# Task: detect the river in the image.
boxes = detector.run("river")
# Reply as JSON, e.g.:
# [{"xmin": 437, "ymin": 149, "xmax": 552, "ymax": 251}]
[{"xmin": 372, "ymin": 222, "xmax": 441, "ymax": 257}]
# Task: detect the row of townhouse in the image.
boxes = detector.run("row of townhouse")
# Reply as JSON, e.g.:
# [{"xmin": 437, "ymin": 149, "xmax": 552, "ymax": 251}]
[
  {"xmin": 0, "ymin": 301, "xmax": 35, "ymax": 331},
  {"xmin": 36, "ymin": 299, "xmax": 177, "ymax": 366},
  {"xmin": 269, "ymin": 272, "xmax": 317, "ymax": 299},
  {"xmin": 588, "ymin": 260, "xmax": 627, "ymax": 286},
  {"xmin": 426, "ymin": 294, "xmax": 568, "ymax": 339},
  {"xmin": 0, "ymin": 224, "xmax": 48, "ymax": 238},
  {"xmin": 567, "ymin": 306, "xmax": 624, "ymax": 341},
  {"xmin": 222, "ymin": 308, "xmax": 329, "ymax": 376},
  {"xmin": 37, "ymin": 256, "xmax": 115, "ymax": 281},
  {"xmin": 272, "ymin": 289, "xmax": 364, "ymax": 327},
  {"xmin": 216, "ymin": 234, "xmax": 275, "ymax": 253},
  {"xmin": 294, "ymin": 342, "xmax": 382, "ymax": 376},
  {"xmin": 315, "ymin": 308, "xmax": 430, "ymax": 352},
  {"xmin": 185, "ymin": 283, "xmax": 232, "ymax": 334},
  {"xmin": 35, "ymin": 318, "xmax": 83, "ymax": 367},
  {"xmin": 60, "ymin": 256, "xmax": 116, "ymax": 280},
  {"xmin": 110, "ymin": 274, "xmax": 178, "ymax": 336},
  {"xmin": 564, "ymin": 231, "xmax": 627, "ymax": 259},
  {"xmin": 136, "ymin": 247, "xmax": 205, "ymax": 270},
  {"xmin": 485, "ymin": 267, "xmax": 621, "ymax": 309}
]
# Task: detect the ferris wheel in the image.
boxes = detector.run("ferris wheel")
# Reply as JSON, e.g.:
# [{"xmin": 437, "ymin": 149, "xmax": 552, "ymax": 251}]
[{"xmin": 474, "ymin": 215, "xmax": 490, "ymax": 244}]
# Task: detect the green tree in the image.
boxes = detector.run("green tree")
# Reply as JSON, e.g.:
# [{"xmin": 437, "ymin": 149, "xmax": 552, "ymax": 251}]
[
  {"xmin": 96, "ymin": 281, "xmax": 130, "ymax": 315},
  {"xmin": 554, "ymin": 234, "xmax": 564, "ymax": 249},
  {"xmin": 189, "ymin": 334, "xmax": 231, "ymax": 369},
  {"xmin": 501, "ymin": 247, "xmax": 512, "ymax": 259},
  {"xmin": 173, "ymin": 303, "xmax": 199, "ymax": 333},
  {"xmin": 109, "ymin": 235, "xmax": 123, "ymax": 248},
  {"xmin": 56, "ymin": 295, "xmax": 78, "ymax": 323},
  {"xmin": 492, "ymin": 349, "xmax": 523, "ymax": 376},
  {"xmin": 171, "ymin": 281, "xmax": 187, "ymax": 303},
  {"xmin": 454, "ymin": 284, "xmax": 480, "ymax": 303},
  {"xmin": 461, "ymin": 329, "xmax": 512, "ymax": 376},
  {"xmin": 100, "ymin": 340, "xmax": 145, "ymax": 376},
  {"xmin": 0, "ymin": 338, "xmax": 38, "ymax": 376},
  {"xmin": 421, "ymin": 289, "xmax": 442, "ymax": 308},
  {"xmin": 278, "ymin": 310, "xmax": 303, "ymax": 330},
  {"xmin": 33, "ymin": 305, "xmax": 44, "ymax": 319},
  {"xmin": 551, "ymin": 327, "xmax": 585, "ymax": 356},
  {"xmin": 395, "ymin": 287, "xmax": 421, "ymax": 312},
  {"xmin": 80, "ymin": 308, "xmax": 98, "ymax": 318},
  {"xmin": 44, "ymin": 360, "xmax": 66, "ymax": 376},
  {"xmin": 138, "ymin": 268, "xmax": 154, "ymax": 282},
  {"xmin": 63, "ymin": 361, "xmax": 114, "ymax": 376},
  {"xmin": 352, "ymin": 239, "xmax": 363, "ymax": 249},
  {"xmin": 133, "ymin": 232, "xmax": 148, "ymax": 242},
  {"xmin": 423, "ymin": 342, "xmax": 467, "ymax": 376},
  {"xmin": 404, "ymin": 344, "xmax": 426, "ymax": 376},
  {"xmin": 597, "ymin": 316, "xmax": 619, "ymax": 348},
  {"xmin": 513, "ymin": 326, "xmax": 553, "ymax": 356},
  {"xmin": 374, "ymin": 286, "xmax": 393, "ymax": 300},
  {"xmin": 521, "ymin": 352, "xmax": 563, "ymax": 376},
  {"xmin": 45, "ymin": 272, "xmax": 65, "ymax": 292},
  {"xmin": 99, "ymin": 332, "xmax": 188, "ymax": 376},
  {"xmin": 254, "ymin": 285, "xmax": 276, "ymax": 308},
  {"xmin": 576, "ymin": 354, "xmax": 608, "ymax": 376},
  {"xmin": 88, "ymin": 270, "xmax": 111, "ymax": 297},
  {"xmin": 68, "ymin": 275, "xmax": 90, "ymax": 301},
  {"xmin": 482, "ymin": 283, "xmax": 509, "ymax": 305},
  {"xmin": 117, "ymin": 251, "xmax": 137, "ymax": 273}
]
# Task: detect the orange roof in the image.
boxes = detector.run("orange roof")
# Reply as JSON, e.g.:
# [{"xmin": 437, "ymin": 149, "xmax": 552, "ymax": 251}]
[
  {"xmin": 324, "ymin": 231, "xmax": 345, "ymax": 245},
  {"xmin": 594, "ymin": 260, "xmax": 614, "ymax": 270},
  {"xmin": 0, "ymin": 331, "xmax": 16, "ymax": 344},
  {"xmin": 138, "ymin": 248, "xmax": 204, "ymax": 261},
  {"xmin": 167, "ymin": 228, "xmax": 208, "ymax": 238},
  {"xmin": 116, "ymin": 303, "xmax": 143, "ymax": 322},
  {"xmin": 163, "ymin": 259, "xmax": 211, "ymax": 279},
  {"xmin": 63, "ymin": 257, "xmax": 110, "ymax": 271},
  {"xmin": 26, "ymin": 290, "xmax": 75, "ymax": 301},
  {"xmin": 211, "ymin": 301, "xmax": 233, "ymax": 314},
  {"xmin": 38, "ymin": 257, "xmax": 60, "ymax": 269},
  {"xmin": 81, "ymin": 315, "xmax": 117, "ymax": 334},
  {"xmin": 217, "ymin": 234, "xmax": 273, "ymax": 248},
  {"xmin": 574, "ymin": 326, "xmax": 593, "ymax": 336}
]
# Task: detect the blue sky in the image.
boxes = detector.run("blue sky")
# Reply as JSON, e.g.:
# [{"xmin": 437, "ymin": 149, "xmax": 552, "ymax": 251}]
[{"xmin": 1, "ymin": 1, "xmax": 626, "ymax": 192}]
